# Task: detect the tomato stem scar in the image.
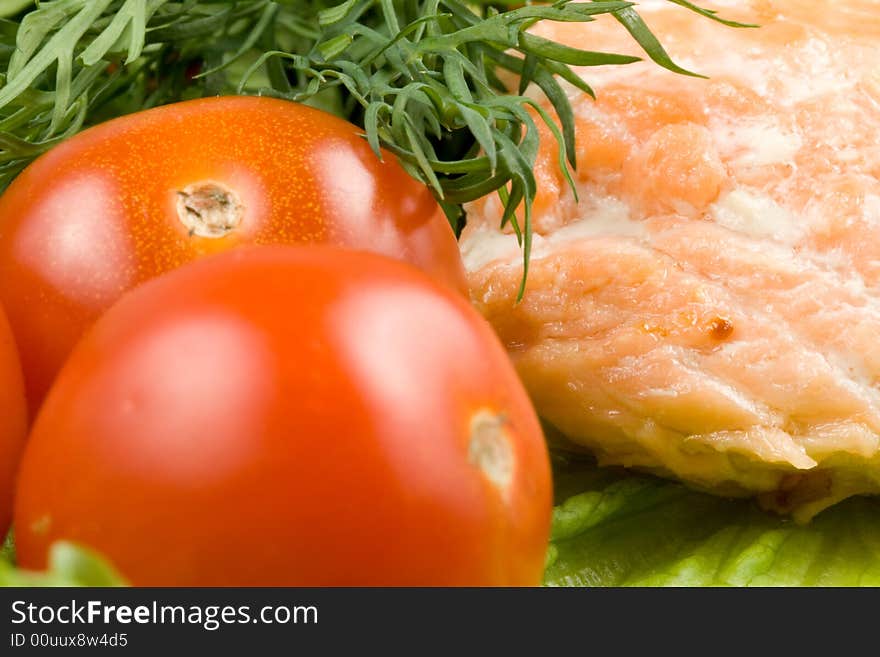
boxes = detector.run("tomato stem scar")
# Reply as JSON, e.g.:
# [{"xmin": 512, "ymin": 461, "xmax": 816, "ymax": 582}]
[
  {"xmin": 469, "ymin": 410, "xmax": 514, "ymax": 497},
  {"xmin": 175, "ymin": 181, "xmax": 244, "ymax": 238}
]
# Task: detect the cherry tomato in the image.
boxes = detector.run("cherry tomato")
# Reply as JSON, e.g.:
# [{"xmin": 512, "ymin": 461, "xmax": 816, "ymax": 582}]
[
  {"xmin": 0, "ymin": 304, "xmax": 27, "ymax": 539},
  {"xmin": 0, "ymin": 96, "xmax": 466, "ymax": 416},
  {"xmin": 14, "ymin": 246, "xmax": 551, "ymax": 586}
]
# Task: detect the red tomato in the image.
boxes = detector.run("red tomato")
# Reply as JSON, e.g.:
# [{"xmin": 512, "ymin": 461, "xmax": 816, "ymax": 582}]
[
  {"xmin": 14, "ymin": 246, "xmax": 551, "ymax": 586},
  {"xmin": 0, "ymin": 304, "xmax": 27, "ymax": 539},
  {"xmin": 0, "ymin": 96, "xmax": 466, "ymax": 416}
]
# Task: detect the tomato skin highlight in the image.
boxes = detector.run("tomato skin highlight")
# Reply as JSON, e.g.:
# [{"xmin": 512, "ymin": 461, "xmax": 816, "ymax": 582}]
[
  {"xmin": 0, "ymin": 304, "xmax": 27, "ymax": 539},
  {"xmin": 14, "ymin": 246, "xmax": 551, "ymax": 586},
  {"xmin": 0, "ymin": 96, "xmax": 466, "ymax": 416}
]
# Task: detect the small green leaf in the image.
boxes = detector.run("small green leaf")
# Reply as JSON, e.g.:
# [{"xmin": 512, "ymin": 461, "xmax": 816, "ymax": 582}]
[
  {"xmin": 609, "ymin": 6, "xmax": 706, "ymax": 78},
  {"xmin": 530, "ymin": 69, "xmax": 576, "ymax": 167},
  {"xmin": 403, "ymin": 117, "xmax": 443, "ymax": 197},
  {"xmin": 457, "ymin": 102, "xmax": 496, "ymax": 171},
  {"xmin": 318, "ymin": 0, "xmax": 359, "ymax": 27},
  {"xmin": 363, "ymin": 100, "xmax": 388, "ymax": 159},
  {"xmin": 317, "ymin": 33, "xmax": 353, "ymax": 61},
  {"xmin": 519, "ymin": 33, "xmax": 641, "ymax": 67},
  {"xmin": 518, "ymin": 53, "xmax": 537, "ymax": 95},
  {"xmin": 666, "ymin": 0, "xmax": 759, "ymax": 28}
]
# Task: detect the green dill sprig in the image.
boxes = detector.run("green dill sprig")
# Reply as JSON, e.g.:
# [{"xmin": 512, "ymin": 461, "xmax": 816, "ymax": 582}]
[{"xmin": 0, "ymin": 0, "xmax": 748, "ymax": 294}]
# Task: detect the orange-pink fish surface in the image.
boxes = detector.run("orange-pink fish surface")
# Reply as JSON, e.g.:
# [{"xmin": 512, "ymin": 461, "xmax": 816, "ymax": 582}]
[{"xmin": 462, "ymin": 1, "xmax": 880, "ymax": 518}]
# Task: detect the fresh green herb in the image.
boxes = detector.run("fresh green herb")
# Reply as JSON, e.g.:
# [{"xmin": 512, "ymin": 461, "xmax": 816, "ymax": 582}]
[{"xmin": 0, "ymin": 0, "xmax": 744, "ymax": 293}]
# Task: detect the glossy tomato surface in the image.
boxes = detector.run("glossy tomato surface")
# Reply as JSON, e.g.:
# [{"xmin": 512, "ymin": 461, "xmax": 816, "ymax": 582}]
[
  {"xmin": 0, "ymin": 304, "xmax": 27, "ymax": 539},
  {"xmin": 14, "ymin": 246, "xmax": 551, "ymax": 586},
  {"xmin": 0, "ymin": 96, "xmax": 466, "ymax": 415}
]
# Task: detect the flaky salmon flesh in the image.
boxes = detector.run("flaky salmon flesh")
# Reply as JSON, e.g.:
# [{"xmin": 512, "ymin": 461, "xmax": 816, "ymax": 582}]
[{"xmin": 461, "ymin": 0, "xmax": 880, "ymax": 520}]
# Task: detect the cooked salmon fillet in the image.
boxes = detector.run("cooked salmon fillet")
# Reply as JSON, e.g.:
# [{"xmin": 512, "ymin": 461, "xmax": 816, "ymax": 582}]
[{"xmin": 461, "ymin": 0, "xmax": 880, "ymax": 519}]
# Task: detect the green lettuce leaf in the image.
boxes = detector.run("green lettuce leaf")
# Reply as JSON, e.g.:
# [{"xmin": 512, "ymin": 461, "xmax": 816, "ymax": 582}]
[{"xmin": 544, "ymin": 455, "xmax": 880, "ymax": 586}]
